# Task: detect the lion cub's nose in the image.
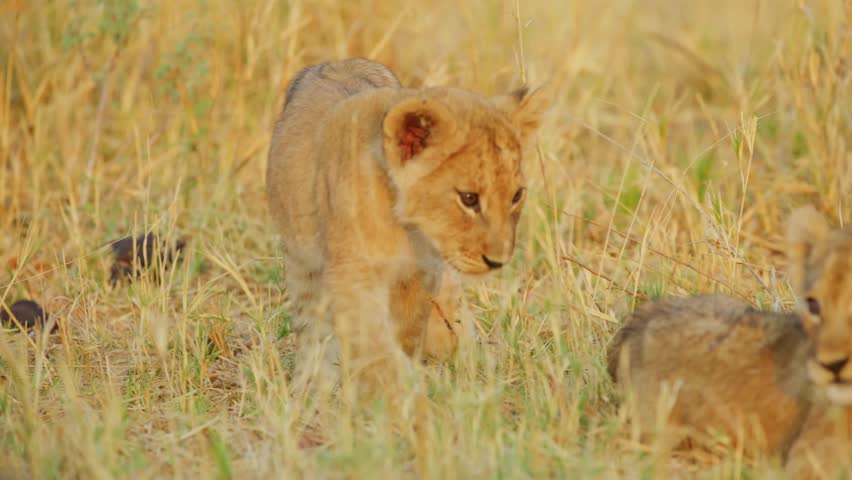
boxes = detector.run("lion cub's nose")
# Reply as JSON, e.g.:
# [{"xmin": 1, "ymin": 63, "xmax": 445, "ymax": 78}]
[
  {"xmin": 482, "ymin": 255, "xmax": 504, "ymax": 270},
  {"xmin": 821, "ymin": 357, "xmax": 850, "ymax": 376}
]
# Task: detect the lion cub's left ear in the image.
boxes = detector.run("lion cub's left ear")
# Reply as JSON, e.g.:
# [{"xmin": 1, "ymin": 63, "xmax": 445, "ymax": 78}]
[
  {"xmin": 492, "ymin": 82, "xmax": 554, "ymax": 144},
  {"xmin": 786, "ymin": 205, "xmax": 830, "ymax": 293}
]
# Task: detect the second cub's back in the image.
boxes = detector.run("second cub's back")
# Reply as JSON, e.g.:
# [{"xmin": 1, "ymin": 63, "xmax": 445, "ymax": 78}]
[{"xmin": 608, "ymin": 295, "xmax": 813, "ymax": 453}]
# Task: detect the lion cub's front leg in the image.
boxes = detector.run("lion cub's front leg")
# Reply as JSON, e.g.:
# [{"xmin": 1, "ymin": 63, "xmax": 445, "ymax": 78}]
[
  {"xmin": 391, "ymin": 268, "xmax": 468, "ymax": 362},
  {"xmin": 391, "ymin": 270, "xmax": 439, "ymax": 358},
  {"xmin": 327, "ymin": 267, "xmax": 412, "ymax": 401}
]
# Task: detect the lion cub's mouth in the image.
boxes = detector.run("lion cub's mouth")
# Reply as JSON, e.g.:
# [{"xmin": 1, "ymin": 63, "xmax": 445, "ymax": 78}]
[
  {"xmin": 448, "ymin": 263, "xmax": 489, "ymax": 276},
  {"xmin": 825, "ymin": 383, "xmax": 852, "ymax": 405},
  {"xmin": 444, "ymin": 256, "xmax": 492, "ymax": 276}
]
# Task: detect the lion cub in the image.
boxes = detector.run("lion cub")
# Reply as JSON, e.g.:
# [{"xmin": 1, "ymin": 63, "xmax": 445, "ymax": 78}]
[
  {"xmin": 267, "ymin": 59, "xmax": 549, "ymax": 400},
  {"xmin": 608, "ymin": 206, "xmax": 852, "ymax": 478}
]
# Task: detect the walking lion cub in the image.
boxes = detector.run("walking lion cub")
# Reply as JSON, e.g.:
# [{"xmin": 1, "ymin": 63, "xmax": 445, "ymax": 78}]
[
  {"xmin": 267, "ymin": 59, "xmax": 549, "ymax": 400},
  {"xmin": 608, "ymin": 206, "xmax": 852, "ymax": 478}
]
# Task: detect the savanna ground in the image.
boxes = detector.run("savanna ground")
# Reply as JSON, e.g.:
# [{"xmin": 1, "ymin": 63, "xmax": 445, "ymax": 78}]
[{"xmin": 1, "ymin": 0, "xmax": 849, "ymax": 478}]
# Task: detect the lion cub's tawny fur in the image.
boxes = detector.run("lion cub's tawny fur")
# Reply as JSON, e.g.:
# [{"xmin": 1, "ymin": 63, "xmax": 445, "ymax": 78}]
[
  {"xmin": 267, "ymin": 59, "xmax": 549, "ymax": 399},
  {"xmin": 608, "ymin": 207, "xmax": 852, "ymax": 478}
]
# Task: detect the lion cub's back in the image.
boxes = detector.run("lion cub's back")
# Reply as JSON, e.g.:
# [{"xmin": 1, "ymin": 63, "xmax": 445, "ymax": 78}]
[
  {"xmin": 608, "ymin": 295, "xmax": 756, "ymax": 381},
  {"xmin": 283, "ymin": 58, "xmax": 400, "ymax": 113},
  {"xmin": 269, "ymin": 58, "xmax": 401, "ymax": 164},
  {"xmin": 608, "ymin": 295, "xmax": 810, "ymax": 451}
]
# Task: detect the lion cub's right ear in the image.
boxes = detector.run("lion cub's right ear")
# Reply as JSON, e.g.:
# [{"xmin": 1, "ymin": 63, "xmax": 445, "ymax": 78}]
[
  {"xmin": 786, "ymin": 206, "xmax": 830, "ymax": 293},
  {"xmin": 492, "ymin": 83, "xmax": 554, "ymax": 145},
  {"xmin": 383, "ymin": 98, "xmax": 459, "ymax": 176}
]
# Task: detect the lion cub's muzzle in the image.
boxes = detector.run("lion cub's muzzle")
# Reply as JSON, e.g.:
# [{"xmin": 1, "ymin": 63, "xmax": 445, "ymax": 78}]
[
  {"xmin": 809, "ymin": 354, "xmax": 852, "ymax": 405},
  {"xmin": 481, "ymin": 230, "xmax": 516, "ymax": 271},
  {"xmin": 820, "ymin": 357, "xmax": 850, "ymax": 378}
]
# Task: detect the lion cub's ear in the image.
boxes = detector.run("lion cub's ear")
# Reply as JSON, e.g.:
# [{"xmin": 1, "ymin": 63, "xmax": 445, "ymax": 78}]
[
  {"xmin": 383, "ymin": 98, "xmax": 458, "ymax": 169},
  {"xmin": 492, "ymin": 83, "xmax": 553, "ymax": 144},
  {"xmin": 786, "ymin": 206, "xmax": 830, "ymax": 293}
]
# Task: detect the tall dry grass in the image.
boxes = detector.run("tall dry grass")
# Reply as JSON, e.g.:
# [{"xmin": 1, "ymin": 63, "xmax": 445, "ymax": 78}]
[{"xmin": 0, "ymin": 0, "xmax": 849, "ymax": 477}]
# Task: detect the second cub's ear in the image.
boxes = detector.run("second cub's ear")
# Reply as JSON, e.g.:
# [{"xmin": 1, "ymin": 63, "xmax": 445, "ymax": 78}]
[
  {"xmin": 786, "ymin": 206, "xmax": 830, "ymax": 293},
  {"xmin": 383, "ymin": 98, "xmax": 458, "ymax": 168},
  {"xmin": 492, "ymin": 82, "xmax": 554, "ymax": 144}
]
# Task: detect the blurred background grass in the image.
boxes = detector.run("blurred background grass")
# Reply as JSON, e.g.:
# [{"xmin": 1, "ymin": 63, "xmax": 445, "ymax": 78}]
[{"xmin": 0, "ymin": 0, "xmax": 849, "ymax": 477}]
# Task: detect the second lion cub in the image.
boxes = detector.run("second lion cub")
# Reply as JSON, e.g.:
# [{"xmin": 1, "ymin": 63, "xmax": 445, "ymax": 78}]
[{"xmin": 608, "ymin": 206, "xmax": 852, "ymax": 478}]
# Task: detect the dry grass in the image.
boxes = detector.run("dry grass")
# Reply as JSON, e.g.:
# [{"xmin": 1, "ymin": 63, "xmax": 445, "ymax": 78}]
[{"xmin": 1, "ymin": 0, "xmax": 849, "ymax": 478}]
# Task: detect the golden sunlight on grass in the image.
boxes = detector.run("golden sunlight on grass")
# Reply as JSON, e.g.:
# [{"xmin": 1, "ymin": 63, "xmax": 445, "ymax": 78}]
[{"xmin": 0, "ymin": 0, "xmax": 849, "ymax": 477}]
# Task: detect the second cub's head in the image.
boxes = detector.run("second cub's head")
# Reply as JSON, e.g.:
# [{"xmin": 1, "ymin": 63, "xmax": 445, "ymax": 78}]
[
  {"xmin": 382, "ymin": 86, "xmax": 550, "ymax": 274},
  {"xmin": 787, "ymin": 206, "xmax": 852, "ymax": 404}
]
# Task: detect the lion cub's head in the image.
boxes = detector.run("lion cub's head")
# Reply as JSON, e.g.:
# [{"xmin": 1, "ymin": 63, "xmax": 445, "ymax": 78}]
[
  {"xmin": 382, "ymin": 86, "xmax": 551, "ymax": 274},
  {"xmin": 787, "ymin": 206, "xmax": 852, "ymax": 404}
]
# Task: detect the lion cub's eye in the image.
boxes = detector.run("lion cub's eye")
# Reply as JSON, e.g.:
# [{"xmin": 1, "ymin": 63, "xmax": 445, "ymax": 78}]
[
  {"xmin": 806, "ymin": 297, "xmax": 821, "ymax": 316},
  {"xmin": 512, "ymin": 188, "xmax": 526, "ymax": 205},
  {"xmin": 458, "ymin": 192, "xmax": 480, "ymax": 210}
]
